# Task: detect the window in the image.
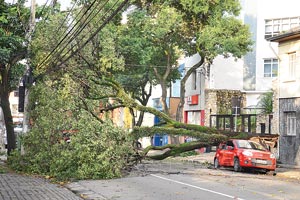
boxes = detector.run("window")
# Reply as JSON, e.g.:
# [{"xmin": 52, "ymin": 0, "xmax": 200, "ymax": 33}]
[
  {"xmin": 286, "ymin": 112, "xmax": 296, "ymax": 136},
  {"xmin": 289, "ymin": 52, "xmax": 296, "ymax": 79},
  {"xmin": 264, "ymin": 59, "xmax": 278, "ymax": 77},
  {"xmin": 191, "ymin": 71, "xmax": 197, "ymax": 90},
  {"xmin": 226, "ymin": 141, "xmax": 234, "ymax": 148},
  {"xmin": 187, "ymin": 111, "xmax": 200, "ymax": 125},
  {"xmin": 265, "ymin": 16, "xmax": 300, "ymax": 38}
]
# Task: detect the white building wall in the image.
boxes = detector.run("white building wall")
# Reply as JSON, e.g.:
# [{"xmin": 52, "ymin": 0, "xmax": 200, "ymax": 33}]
[
  {"xmin": 278, "ymin": 40, "xmax": 300, "ymax": 98},
  {"xmin": 183, "ymin": 54, "xmax": 205, "ymax": 110},
  {"xmin": 210, "ymin": 56, "xmax": 244, "ymax": 90},
  {"xmin": 255, "ymin": 0, "xmax": 300, "ymax": 92}
]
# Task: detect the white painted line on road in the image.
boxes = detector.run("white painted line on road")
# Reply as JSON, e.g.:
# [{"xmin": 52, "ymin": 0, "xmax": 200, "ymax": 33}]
[{"xmin": 150, "ymin": 174, "xmax": 246, "ymax": 200}]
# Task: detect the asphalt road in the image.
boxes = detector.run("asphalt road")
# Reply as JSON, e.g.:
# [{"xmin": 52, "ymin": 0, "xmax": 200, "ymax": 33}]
[{"xmin": 67, "ymin": 160, "xmax": 300, "ymax": 200}]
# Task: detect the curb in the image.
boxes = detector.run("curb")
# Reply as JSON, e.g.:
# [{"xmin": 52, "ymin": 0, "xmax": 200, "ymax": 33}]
[{"xmin": 66, "ymin": 182, "xmax": 107, "ymax": 200}]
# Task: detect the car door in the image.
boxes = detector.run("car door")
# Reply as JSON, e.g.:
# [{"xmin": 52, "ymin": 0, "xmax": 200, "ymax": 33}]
[
  {"xmin": 223, "ymin": 141, "xmax": 235, "ymax": 166},
  {"xmin": 217, "ymin": 143, "xmax": 226, "ymax": 165}
]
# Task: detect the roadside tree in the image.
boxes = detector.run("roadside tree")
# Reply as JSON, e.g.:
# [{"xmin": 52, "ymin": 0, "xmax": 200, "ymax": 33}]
[
  {"xmin": 9, "ymin": 0, "xmax": 256, "ymax": 178},
  {"xmin": 8, "ymin": 0, "xmax": 136, "ymax": 180},
  {"xmin": 134, "ymin": 0, "xmax": 253, "ymax": 121},
  {"xmin": 0, "ymin": 0, "xmax": 29, "ymax": 154}
]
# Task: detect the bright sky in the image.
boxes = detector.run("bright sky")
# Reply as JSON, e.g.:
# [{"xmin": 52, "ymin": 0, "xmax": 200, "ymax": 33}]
[{"xmin": 5, "ymin": 0, "xmax": 71, "ymax": 11}]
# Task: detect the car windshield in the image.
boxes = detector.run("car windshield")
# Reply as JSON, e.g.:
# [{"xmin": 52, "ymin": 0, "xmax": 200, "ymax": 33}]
[{"xmin": 236, "ymin": 140, "xmax": 267, "ymax": 151}]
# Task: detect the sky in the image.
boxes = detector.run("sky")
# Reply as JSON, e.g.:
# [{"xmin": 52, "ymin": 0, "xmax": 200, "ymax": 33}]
[{"xmin": 5, "ymin": 0, "xmax": 71, "ymax": 11}]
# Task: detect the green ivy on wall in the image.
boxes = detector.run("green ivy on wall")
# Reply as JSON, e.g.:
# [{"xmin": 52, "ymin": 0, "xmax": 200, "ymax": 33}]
[{"xmin": 215, "ymin": 90, "xmax": 243, "ymax": 114}]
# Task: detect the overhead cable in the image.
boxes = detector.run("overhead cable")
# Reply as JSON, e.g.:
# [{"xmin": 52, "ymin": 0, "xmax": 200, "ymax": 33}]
[
  {"xmin": 34, "ymin": 0, "xmax": 129, "ymax": 81},
  {"xmin": 36, "ymin": 0, "xmax": 99, "ymax": 69},
  {"xmin": 49, "ymin": 0, "xmax": 110, "ymax": 66},
  {"xmin": 56, "ymin": 0, "xmax": 126, "ymax": 67}
]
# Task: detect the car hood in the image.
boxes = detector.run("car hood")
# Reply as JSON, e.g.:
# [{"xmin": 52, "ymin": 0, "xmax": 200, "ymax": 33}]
[{"xmin": 242, "ymin": 149, "xmax": 272, "ymax": 159}]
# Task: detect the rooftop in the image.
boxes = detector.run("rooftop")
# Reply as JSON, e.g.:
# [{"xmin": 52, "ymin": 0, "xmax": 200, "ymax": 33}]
[{"xmin": 267, "ymin": 26, "xmax": 300, "ymax": 42}]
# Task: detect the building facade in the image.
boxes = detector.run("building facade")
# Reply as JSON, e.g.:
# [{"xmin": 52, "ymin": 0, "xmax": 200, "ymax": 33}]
[
  {"xmin": 268, "ymin": 28, "xmax": 300, "ymax": 166},
  {"xmin": 183, "ymin": 54, "xmax": 206, "ymax": 126}
]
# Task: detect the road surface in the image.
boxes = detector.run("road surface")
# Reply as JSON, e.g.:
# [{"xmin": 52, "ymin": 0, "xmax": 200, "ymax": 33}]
[{"xmin": 68, "ymin": 160, "xmax": 300, "ymax": 200}]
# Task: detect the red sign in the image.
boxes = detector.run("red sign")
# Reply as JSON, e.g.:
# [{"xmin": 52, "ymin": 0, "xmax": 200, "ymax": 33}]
[{"xmin": 187, "ymin": 95, "xmax": 198, "ymax": 105}]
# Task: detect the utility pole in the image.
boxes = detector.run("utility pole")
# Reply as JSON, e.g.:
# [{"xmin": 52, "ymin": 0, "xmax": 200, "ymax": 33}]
[{"xmin": 22, "ymin": 0, "xmax": 35, "ymax": 141}]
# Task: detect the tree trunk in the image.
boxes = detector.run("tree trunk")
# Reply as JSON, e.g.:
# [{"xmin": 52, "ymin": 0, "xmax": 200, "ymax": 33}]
[
  {"xmin": 160, "ymin": 81, "xmax": 169, "ymax": 115},
  {"xmin": 0, "ymin": 91, "xmax": 16, "ymax": 155},
  {"xmin": 176, "ymin": 55, "xmax": 205, "ymax": 121},
  {"xmin": 144, "ymin": 140, "xmax": 215, "ymax": 160},
  {"xmin": 0, "ymin": 64, "xmax": 16, "ymax": 155},
  {"xmin": 135, "ymin": 83, "xmax": 152, "ymax": 127}
]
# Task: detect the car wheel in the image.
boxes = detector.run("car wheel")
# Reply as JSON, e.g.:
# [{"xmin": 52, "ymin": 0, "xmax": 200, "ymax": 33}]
[
  {"xmin": 234, "ymin": 157, "xmax": 241, "ymax": 172},
  {"xmin": 214, "ymin": 158, "xmax": 220, "ymax": 169},
  {"xmin": 266, "ymin": 170, "xmax": 277, "ymax": 176}
]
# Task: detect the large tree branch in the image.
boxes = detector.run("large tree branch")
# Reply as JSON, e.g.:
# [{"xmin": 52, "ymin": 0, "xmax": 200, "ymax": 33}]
[
  {"xmin": 9, "ymin": 49, "xmax": 27, "ymax": 67},
  {"xmin": 133, "ymin": 126, "xmax": 226, "ymax": 140},
  {"xmin": 142, "ymin": 140, "xmax": 217, "ymax": 160},
  {"xmin": 79, "ymin": 96, "xmax": 104, "ymax": 123}
]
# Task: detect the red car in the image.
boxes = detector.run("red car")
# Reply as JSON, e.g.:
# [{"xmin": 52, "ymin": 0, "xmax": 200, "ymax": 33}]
[{"xmin": 214, "ymin": 139, "xmax": 276, "ymax": 172}]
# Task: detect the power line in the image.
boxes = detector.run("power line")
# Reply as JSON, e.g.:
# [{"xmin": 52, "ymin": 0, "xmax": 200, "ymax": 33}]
[
  {"xmin": 55, "ymin": 0, "xmax": 80, "ymax": 37},
  {"xmin": 39, "ymin": 0, "xmax": 52, "ymax": 16},
  {"xmin": 124, "ymin": 64, "xmax": 173, "ymax": 68},
  {"xmin": 36, "ymin": 0, "xmax": 99, "ymax": 69},
  {"xmin": 34, "ymin": 0, "xmax": 129, "ymax": 81},
  {"xmin": 50, "ymin": 0, "xmax": 110, "ymax": 66},
  {"xmin": 56, "ymin": 0, "xmax": 126, "ymax": 67}
]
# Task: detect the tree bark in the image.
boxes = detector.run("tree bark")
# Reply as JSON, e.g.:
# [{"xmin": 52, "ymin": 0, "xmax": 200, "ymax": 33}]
[
  {"xmin": 152, "ymin": 51, "xmax": 172, "ymax": 115},
  {"xmin": 1, "ymin": 93, "xmax": 16, "ymax": 155},
  {"xmin": 0, "ymin": 65, "xmax": 16, "ymax": 154},
  {"xmin": 143, "ymin": 141, "xmax": 213, "ymax": 160},
  {"xmin": 135, "ymin": 82, "xmax": 152, "ymax": 127},
  {"xmin": 160, "ymin": 81, "xmax": 169, "ymax": 115}
]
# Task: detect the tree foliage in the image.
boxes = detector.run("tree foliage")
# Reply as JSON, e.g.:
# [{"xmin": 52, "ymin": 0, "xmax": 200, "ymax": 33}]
[
  {"xmin": 257, "ymin": 91, "xmax": 273, "ymax": 114},
  {"xmin": 118, "ymin": 5, "xmax": 184, "ymax": 115},
  {"xmin": 0, "ymin": 0, "xmax": 29, "ymax": 154},
  {"xmin": 9, "ymin": 75, "xmax": 134, "ymax": 180},
  {"xmin": 133, "ymin": 0, "xmax": 253, "ymax": 120},
  {"xmin": 9, "ymin": 1, "xmax": 136, "ymax": 180}
]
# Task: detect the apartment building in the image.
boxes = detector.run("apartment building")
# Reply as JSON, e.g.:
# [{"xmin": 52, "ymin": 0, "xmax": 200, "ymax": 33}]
[{"xmin": 268, "ymin": 27, "xmax": 300, "ymax": 166}]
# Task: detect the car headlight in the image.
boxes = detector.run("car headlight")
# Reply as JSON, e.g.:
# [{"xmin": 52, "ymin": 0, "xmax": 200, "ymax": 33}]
[
  {"xmin": 242, "ymin": 150, "xmax": 253, "ymax": 156},
  {"xmin": 270, "ymin": 153, "xmax": 275, "ymax": 159}
]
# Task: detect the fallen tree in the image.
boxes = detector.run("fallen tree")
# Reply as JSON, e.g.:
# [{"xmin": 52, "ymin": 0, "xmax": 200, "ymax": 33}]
[{"xmin": 94, "ymin": 78, "xmax": 279, "ymax": 161}]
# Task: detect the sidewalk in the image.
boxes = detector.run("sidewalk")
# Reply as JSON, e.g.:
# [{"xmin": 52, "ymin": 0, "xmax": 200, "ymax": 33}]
[{"xmin": 0, "ymin": 156, "xmax": 83, "ymax": 200}]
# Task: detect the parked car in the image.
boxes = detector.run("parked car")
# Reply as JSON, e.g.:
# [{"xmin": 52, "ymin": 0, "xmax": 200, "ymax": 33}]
[{"xmin": 214, "ymin": 139, "xmax": 276, "ymax": 173}]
